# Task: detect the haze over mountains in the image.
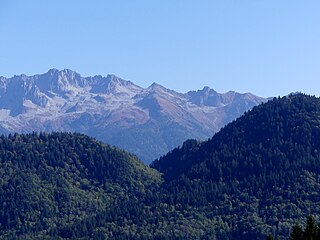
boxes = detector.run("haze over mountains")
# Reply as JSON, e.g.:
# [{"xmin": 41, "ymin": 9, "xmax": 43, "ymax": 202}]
[{"xmin": 0, "ymin": 69, "xmax": 265, "ymax": 163}]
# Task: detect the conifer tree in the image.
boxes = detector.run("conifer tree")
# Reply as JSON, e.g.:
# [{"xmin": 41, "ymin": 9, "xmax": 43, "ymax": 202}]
[
  {"xmin": 266, "ymin": 234, "xmax": 274, "ymax": 240},
  {"xmin": 303, "ymin": 216, "xmax": 318, "ymax": 240},
  {"xmin": 289, "ymin": 224, "xmax": 303, "ymax": 240}
]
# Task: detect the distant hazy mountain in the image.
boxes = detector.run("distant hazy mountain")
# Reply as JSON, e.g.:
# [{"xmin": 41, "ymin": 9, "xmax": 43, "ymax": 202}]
[{"xmin": 0, "ymin": 69, "xmax": 265, "ymax": 163}]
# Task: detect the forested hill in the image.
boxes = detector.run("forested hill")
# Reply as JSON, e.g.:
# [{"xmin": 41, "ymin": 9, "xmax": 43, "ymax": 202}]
[
  {"xmin": 0, "ymin": 132, "xmax": 160, "ymax": 239},
  {"xmin": 152, "ymin": 93, "xmax": 320, "ymax": 238},
  {"xmin": 152, "ymin": 93, "xmax": 320, "ymax": 181}
]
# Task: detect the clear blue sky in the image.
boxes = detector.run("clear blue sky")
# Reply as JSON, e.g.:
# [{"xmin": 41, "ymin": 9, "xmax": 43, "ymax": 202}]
[{"xmin": 1, "ymin": 1, "xmax": 320, "ymax": 97}]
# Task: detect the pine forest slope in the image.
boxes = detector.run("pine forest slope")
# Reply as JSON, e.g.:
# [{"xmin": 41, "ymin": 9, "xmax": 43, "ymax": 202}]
[
  {"xmin": 152, "ymin": 94, "xmax": 320, "ymax": 239},
  {"xmin": 0, "ymin": 132, "xmax": 217, "ymax": 240},
  {"xmin": 0, "ymin": 132, "xmax": 160, "ymax": 239}
]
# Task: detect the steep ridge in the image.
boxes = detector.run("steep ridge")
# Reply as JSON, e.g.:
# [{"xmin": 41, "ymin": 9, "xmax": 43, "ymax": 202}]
[
  {"xmin": 0, "ymin": 69, "xmax": 265, "ymax": 163},
  {"xmin": 152, "ymin": 94, "xmax": 320, "ymax": 239}
]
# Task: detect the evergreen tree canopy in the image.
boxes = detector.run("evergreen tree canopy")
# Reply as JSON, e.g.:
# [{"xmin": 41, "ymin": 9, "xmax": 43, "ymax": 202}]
[{"xmin": 152, "ymin": 94, "xmax": 320, "ymax": 238}]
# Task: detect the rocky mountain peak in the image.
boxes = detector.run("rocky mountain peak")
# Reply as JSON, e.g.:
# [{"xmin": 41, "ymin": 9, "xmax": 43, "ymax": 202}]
[
  {"xmin": 146, "ymin": 83, "xmax": 168, "ymax": 96},
  {"xmin": 148, "ymin": 82, "xmax": 164, "ymax": 89},
  {"xmin": 90, "ymin": 74, "xmax": 142, "ymax": 96},
  {"xmin": 187, "ymin": 86, "xmax": 223, "ymax": 107},
  {"xmin": 47, "ymin": 68, "xmax": 59, "ymax": 75},
  {"xmin": 146, "ymin": 82, "xmax": 183, "ymax": 100},
  {"xmin": 106, "ymin": 74, "xmax": 123, "ymax": 83},
  {"xmin": 0, "ymin": 69, "xmax": 266, "ymax": 163},
  {"xmin": 32, "ymin": 68, "xmax": 84, "ymax": 93}
]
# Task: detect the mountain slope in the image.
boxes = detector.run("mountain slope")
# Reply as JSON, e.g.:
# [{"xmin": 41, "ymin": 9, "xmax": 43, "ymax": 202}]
[
  {"xmin": 0, "ymin": 132, "xmax": 160, "ymax": 239},
  {"xmin": 152, "ymin": 94, "xmax": 320, "ymax": 239},
  {"xmin": 0, "ymin": 69, "xmax": 266, "ymax": 163},
  {"xmin": 0, "ymin": 132, "xmax": 220, "ymax": 240}
]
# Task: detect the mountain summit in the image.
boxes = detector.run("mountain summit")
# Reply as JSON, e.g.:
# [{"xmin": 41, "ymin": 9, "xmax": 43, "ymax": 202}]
[{"xmin": 0, "ymin": 69, "xmax": 265, "ymax": 163}]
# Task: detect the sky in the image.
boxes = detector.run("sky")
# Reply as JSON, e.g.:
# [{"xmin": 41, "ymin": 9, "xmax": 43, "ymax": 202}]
[{"xmin": 0, "ymin": 1, "xmax": 320, "ymax": 97}]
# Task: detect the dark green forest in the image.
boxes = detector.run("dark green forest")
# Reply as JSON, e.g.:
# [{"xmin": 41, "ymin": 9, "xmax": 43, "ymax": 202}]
[
  {"xmin": 267, "ymin": 215, "xmax": 320, "ymax": 240},
  {"xmin": 153, "ymin": 94, "xmax": 320, "ymax": 239},
  {"xmin": 1, "ymin": 94, "xmax": 320, "ymax": 239}
]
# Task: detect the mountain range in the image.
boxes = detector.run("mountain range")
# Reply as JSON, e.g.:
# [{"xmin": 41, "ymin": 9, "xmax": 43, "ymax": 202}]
[
  {"xmin": 1, "ymin": 94, "xmax": 319, "ymax": 239},
  {"xmin": 0, "ymin": 69, "xmax": 265, "ymax": 163}
]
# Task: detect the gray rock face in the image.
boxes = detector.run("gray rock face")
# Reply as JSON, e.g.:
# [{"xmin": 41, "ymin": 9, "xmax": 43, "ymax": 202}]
[{"xmin": 0, "ymin": 69, "xmax": 266, "ymax": 163}]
